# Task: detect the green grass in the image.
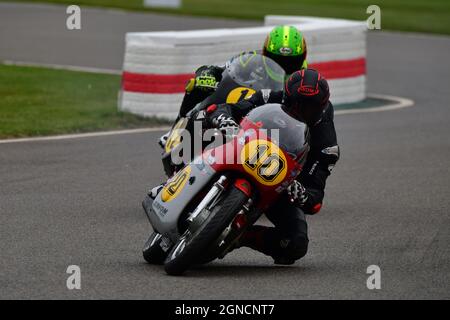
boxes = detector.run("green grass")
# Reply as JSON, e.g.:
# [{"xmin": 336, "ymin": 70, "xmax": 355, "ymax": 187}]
[
  {"xmin": 0, "ymin": 64, "xmax": 168, "ymax": 138},
  {"xmin": 5, "ymin": 0, "xmax": 450, "ymax": 35}
]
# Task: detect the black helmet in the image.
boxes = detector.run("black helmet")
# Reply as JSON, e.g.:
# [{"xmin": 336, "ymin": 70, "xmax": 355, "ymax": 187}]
[{"xmin": 284, "ymin": 69, "xmax": 330, "ymax": 125}]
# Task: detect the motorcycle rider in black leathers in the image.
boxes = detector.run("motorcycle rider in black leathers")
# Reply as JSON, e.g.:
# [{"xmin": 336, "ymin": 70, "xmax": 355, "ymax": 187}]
[{"xmin": 205, "ymin": 69, "xmax": 340, "ymax": 265}]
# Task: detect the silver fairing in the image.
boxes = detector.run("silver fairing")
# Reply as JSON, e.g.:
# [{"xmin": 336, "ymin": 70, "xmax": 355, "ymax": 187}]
[{"xmin": 149, "ymin": 158, "xmax": 216, "ymax": 242}]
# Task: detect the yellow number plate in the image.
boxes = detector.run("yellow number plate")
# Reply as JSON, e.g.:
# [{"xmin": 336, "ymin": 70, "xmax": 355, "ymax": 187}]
[{"xmin": 240, "ymin": 139, "xmax": 287, "ymax": 186}]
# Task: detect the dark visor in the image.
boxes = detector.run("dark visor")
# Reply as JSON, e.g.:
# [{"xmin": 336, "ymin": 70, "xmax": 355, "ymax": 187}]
[{"xmin": 264, "ymin": 51, "xmax": 306, "ymax": 75}]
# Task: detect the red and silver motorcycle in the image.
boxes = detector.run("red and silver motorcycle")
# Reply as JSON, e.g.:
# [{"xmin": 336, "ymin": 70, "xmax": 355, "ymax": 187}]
[{"xmin": 142, "ymin": 101, "xmax": 310, "ymax": 275}]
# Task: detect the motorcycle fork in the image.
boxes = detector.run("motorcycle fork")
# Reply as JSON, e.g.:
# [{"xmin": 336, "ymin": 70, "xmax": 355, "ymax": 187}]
[
  {"xmin": 187, "ymin": 175, "xmax": 228, "ymax": 223},
  {"xmin": 160, "ymin": 176, "xmax": 228, "ymax": 253}
]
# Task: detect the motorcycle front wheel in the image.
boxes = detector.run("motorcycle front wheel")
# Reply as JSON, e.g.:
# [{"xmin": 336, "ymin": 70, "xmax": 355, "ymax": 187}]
[
  {"xmin": 163, "ymin": 185, "xmax": 249, "ymax": 276},
  {"xmin": 143, "ymin": 231, "xmax": 167, "ymax": 265}
]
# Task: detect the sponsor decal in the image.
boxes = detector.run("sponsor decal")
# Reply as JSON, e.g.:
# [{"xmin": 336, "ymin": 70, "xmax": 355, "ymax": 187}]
[
  {"xmin": 321, "ymin": 145, "xmax": 340, "ymax": 158},
  {"xmin": 153, "ymin": 200, "xmax": 169, "ymax": 217},
  {"xmin": 261, "ymin": 89, "xmax": 271, "ymax": 103},
  {"xmin": 279, "ymin": 239, "xmax": 291, "ymax": 248},
  {"xmin": 309, "ymin": 161, "xmax": 319, "ymax": 175},
  {"xmin": 298, "ymin": 85, "xmax": 319, "ymax": 96},
  {"xmin": 195, "ymin": 75, "xmax": 217, "ymax": 89},
  {"xmin": 279, "ymin": 47, "xmax": 293, "ymax": 55}
]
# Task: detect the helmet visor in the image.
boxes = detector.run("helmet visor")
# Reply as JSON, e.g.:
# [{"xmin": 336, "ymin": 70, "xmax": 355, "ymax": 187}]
[
  {"xmin": 264, "ymin": 50, "xmax": 306, "ymax": 75},
  {"xmin": 285, "ymin": 99, "xmax": 324, "ymax": 125}
]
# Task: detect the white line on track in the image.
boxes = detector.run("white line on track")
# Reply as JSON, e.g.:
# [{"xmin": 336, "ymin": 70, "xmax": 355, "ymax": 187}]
[
  {"xmin": 335, "ymin": 94, "xmax": 414, "ymax": 115},
  {"xmin": 1, "ymin": 60, "xmax": 122, "ymax": 75},
  {"xmin": 0, "ymin": 127, "xmax": 171, "ymax": 144},
  {"xmin": 0, "ymin": 94, "xmax": 413, "ymax": 145}
]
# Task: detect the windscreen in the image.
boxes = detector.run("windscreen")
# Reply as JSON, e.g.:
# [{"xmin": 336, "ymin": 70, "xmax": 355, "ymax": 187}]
[
  {"xmin": 226, "ymin": 53, "xmax": 285, "ymax": 91},
  {"xmin": 245, "ymin": 104, "xmax": 309, "ymax": 161}
]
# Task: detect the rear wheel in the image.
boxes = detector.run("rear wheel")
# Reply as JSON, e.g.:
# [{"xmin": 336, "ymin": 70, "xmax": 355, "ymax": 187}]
[
  {"xmin": 163, "ymin": 185, "xmax": 249, "ymax": 276},
  {"xmin": 143, "ymin": 232, "xmax": 167, "ymax": 265}
]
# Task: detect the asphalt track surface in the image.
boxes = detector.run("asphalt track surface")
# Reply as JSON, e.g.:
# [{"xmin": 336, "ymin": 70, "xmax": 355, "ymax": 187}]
[
  {"xmin": 1, "ymin": 3, "xmax": 449, "ymax": 299},
  {"xmin": 0, "ymin": 2, "xmax": 257, "ymax": 69}
]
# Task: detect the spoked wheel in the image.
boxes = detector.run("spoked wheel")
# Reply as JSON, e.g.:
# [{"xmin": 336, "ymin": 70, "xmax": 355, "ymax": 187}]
[
  {"xmin": 143, "ymin": 231, "xmax": 167, "ymax": 265},
  {"xmin": 163, "ymin": 185, "xmax": 249, "ymax": 276}
]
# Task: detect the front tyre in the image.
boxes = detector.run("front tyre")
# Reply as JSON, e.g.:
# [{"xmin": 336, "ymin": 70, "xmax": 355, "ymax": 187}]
[
  {"xmin": 143, "ymin": 232, "xmax": 167, "ymax": 265},
  {"xmin": 164, "ymin": 186, "xmax": 248, "ymax": 276}
]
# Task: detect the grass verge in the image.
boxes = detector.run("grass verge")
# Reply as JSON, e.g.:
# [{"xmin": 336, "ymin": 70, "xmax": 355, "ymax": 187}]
[
  {"xmin": 4, "ymin": 0, "xmax": 450, "ymax": 35},
  {"xmin": 0, "ymin": 64, "xmax": 168, "ymax": 139}
]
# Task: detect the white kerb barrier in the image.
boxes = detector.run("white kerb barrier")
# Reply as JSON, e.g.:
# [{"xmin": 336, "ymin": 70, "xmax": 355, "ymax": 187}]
[{"xmin": 119, "ymin": 15, "xmax": 367, "ymax": 119}]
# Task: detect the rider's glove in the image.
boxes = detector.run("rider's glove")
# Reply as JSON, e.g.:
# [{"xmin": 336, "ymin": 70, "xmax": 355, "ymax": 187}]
[
  {"xmin": 213, "ymin": 114, "xmax": 240, "ymax": 138},
  {"xmin": 286, "ymin": 180, "xmax": 309, "ymax": 206},
  {"xmin": 186, "ymin": 65, "xmax": 223, "ymax": 93}
]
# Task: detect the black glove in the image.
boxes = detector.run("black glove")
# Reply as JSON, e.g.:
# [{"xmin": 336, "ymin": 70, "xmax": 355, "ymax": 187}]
[
  {"xmin": 212, "ymin": 114, "xmax": 240, "ymax": 137},
  {"xmin": 286, "ymin": 180, "xmax": 308, "ymax": 206}
]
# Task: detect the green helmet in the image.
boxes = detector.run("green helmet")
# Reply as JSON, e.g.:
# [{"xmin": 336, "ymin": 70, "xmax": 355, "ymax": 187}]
[{"xmin": 263, "ymin": 25, "xmax": 308, "ymax": 75}]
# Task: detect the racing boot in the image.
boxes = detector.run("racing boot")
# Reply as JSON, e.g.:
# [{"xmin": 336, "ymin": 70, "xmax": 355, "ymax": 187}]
[
  {"xmin": 158, "ymin": 131, "xmax": 170, "ymax": 149},
  {"xmin": 221, "ymin": 225, "xmax": 267, "ymax": 257},
  {"xmin": 148, "ymin": 184, "xmax": 164, "ymax": 200},
  {"xmin": 238, "ymin": 225, "xmax": 269, "ymax": 252},
  {"xmin": 235, "ymin": 225, "xmax": 297, "ymax": 265},
  {"xmin": 143, "ymin": 184, "xmax": 164, "ymax": 218}
]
